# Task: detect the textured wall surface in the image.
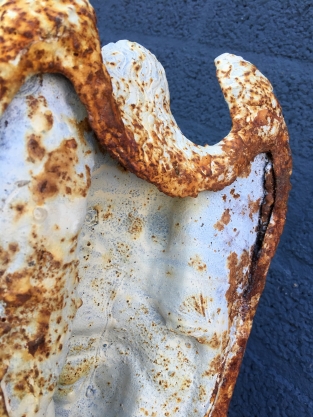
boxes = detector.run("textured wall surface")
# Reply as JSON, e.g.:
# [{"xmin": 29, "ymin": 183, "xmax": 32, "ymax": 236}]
[{"xmin": 90, "ymin": 1, "xmax": 313, "ymax": 415}]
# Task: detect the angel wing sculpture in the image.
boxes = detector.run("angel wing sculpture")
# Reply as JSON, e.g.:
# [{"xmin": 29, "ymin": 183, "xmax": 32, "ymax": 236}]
[{"xmin": 0, "ymin": 1, "xmax": 291, "ymax": 417}]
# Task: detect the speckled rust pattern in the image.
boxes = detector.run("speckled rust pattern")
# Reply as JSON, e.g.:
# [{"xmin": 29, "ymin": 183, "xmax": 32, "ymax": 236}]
[
  {"xmin": 0, "ymin": 0, "xmax": 127, "ymax": 171},
  {"xmin": 0, "ymin": 1, "xmax": 292, "ymax": 417},
  {"xmin": 0, "ymin": 1, "xmax": 291, "ymax": 198},
  {"xmin": 0, "ymin": 71, "xmax": 96, "ymax": 417}
]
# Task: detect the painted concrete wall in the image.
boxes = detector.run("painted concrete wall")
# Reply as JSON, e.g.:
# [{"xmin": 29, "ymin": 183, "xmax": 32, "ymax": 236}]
[{"xmin": 90, "ymin": 1, "xmax": 313, "ymax": 415}]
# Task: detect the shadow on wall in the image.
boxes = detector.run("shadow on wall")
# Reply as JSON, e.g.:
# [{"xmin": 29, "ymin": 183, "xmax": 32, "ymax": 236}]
[{"xmin": 91, "ymin": 1, "xmax": 313, "ymax": 415}]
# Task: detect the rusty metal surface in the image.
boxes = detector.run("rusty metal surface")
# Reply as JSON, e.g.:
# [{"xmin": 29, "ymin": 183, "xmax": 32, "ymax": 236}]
[
  {"xmin": 0, "ymin": 0, "xmax": 127, "ymax": 169},
  {"xmin": 0, "ymin": 1, "xmax": 292, "ymax": 416},
  {"xmin": 0, "ymin": 74, "xmax": 96, "ymax": 416},
  {"xmin": 100, "ymin": 41, "xmax": 292, "ymax": 415},
  {"xmin": 53, "ymin": 147, "xmax": 269, "ymax": 417},
  {"xmin": 0, "ymin": 1, "xmax": 291, "ymax": 198}
]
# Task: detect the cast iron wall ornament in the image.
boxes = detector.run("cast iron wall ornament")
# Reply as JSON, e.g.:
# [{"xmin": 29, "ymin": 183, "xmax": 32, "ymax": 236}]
[{"xmin": 0, "ymin": 1, "xmax": 292, "ymax": 416}]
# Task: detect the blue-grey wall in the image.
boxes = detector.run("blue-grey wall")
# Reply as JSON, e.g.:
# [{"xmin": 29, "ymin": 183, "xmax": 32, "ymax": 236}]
[{"xmin": 90, "ymin": 1, "xmax": 313, "ymax": 415}]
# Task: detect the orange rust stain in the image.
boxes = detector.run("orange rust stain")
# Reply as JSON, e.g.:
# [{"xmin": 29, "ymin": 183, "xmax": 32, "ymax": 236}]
[
  {"xmin": 58, "ymin": 357, "xmax": 94, "ymax": 386},
  {"xmin": 0, "ymin": 234, "xmax": 80, "ymax": 407},
  {"xmin": 0, "ymin": 1, "xmax": 292, "ymax": 414},
  {"xmin": 188, "ymin": 255, "xmax": 207, "ymax": 272},
  {"xmin": 102, "ymin": 210, "xmax": 113, "ymax": 220},
  {"xmin": 116, "ymin": 162, "xmax": 129, "ymax": 173},
  {"xmin": 230, "ymin": 188, "xmax": 240, "ymax": 199},
  {"xmin": 0, "ymin": 0, "xmax": 292, "ymax": 204},
  {"xmin": 226, "ymin": 250, "xmax": 250, "ymax": 323},
  {"xmin": 77, "ymin": 116, "xmax": 92, "ymax": 134},
  {"xmin": 8, "ymin": 243, "xmax": 19, "ymax": 253},
  {"xmin": 199, "ymin": 385, "xmax": 207, "ymax": 402},
  {"xmin": 184, "ymin": 294, "xmax": 208, "ymax": 317},
  {"xmin": 214, "ymin": 209, "xmax": 231, "ymax": 231},
  {"xmin": 221, "ymin": 330, "xmax": 229, "ymax": 351},
  {"xmin": 1, "ymin": 270, "xmax": 32, "ymax": 306},
  {"xmin": 248, "ymin": 196, "xmax": 261, "ymax": 220},
  {"xmin": 127, "ymin": 213, "xmax": 143, "ymax": 237},
  {"xmin": 26, "ymin": 95, "xmax": 53, "ymax": 132},
  {"xmin": 0, "ymin": 389, "xmax": 7, "ymax": 416},
  {"xmin": 206, "ymin": 354, "xmax": 222, "ymax": 377},
  {"xmin": 31, "ymin": 138, "xmax": 90, "ymax": 205},
  {"xmin": 44, "ymin": 110, "xmax": 54, "ymax": 130},
  {"xmin": 26, "ymin": 95, "xmax": 47, "ymax": 118},
  {"xmin": 27, "ymin": 133, "xmax": 46, "ymax": 162},
  {"xmin": 69, "ymin": 116, "xmax": 93, "ymax": 147},
  {"xmin": 208, "ymin": 333, "xmax": 221, "ymax": 350},
  {"xmin": 208, "ymin": 379, "xmax": 220, "ymax": 408},
  {"xmin": 238, "ymin": 162, "xmax": 252, "ymax": 179},
  {"xmin": 254, "ymin": 109, "xmax": 269, "ymax": 127},
  {"xmin": 0, "ymin": 322, "xmax": 11, "ymax": 337},
  {"xmin": 27, "ymin": 334, "xmax": 45, "ymax": 356}
]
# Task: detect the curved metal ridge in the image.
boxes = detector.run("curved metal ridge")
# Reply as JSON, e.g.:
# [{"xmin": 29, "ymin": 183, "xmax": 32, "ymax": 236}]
[
  {"xmin": 101, "ymin": 41, "xmax": 291, "ymax": 198},
  {"xmin": 0, "ymin": 0, "xmax": 127, "ymax": 165},
  {"xmin": 0, "ymin": 1, "xmax": 291, "ymax": 195}
]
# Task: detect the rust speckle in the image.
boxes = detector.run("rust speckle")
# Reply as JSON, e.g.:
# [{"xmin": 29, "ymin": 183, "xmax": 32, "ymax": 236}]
[
  {"xmin": 0, "ymin": 3, "xmax": 292, "ymax": 415},
  {"xmin": 27, "ymin": 334, "xmax": 45, "ymax": 356},
  {"xmin": 254, "ymin": 109, "xmax": 269, "ymax": 127},
  {"xmin": 208, "ymin": 333, "xmax": 221, "ymax": 350},
  {"xmin": 27, "ymin": 134, "xmax": 46, "ymax": 161},
  {"xmin": 0, "ymin": 235, "xmax": 79, "ymax": 410},
  {"xmin": 184, "ymin": 294, "xmax": 208, "ymax": 317},
  {"xmin": 226, "ymin": 250, "xmax": 250, "ymax": 320},
  {"xmin": 221, "ymin": 330, "xmax": 229, "ymax": 351},
  {"xmin": 8, "ymin": 243, "xmax": 19, "ymax": 253},
  {"xmin": 214, "ymin": 209, "xmax": 231, "ymax": 231},
  {"xmin": 11, "ymin": 203, "xmax": 26, "ymax": 221},
  {"xmin": 248, "ymin": 196, "xmax": 261, "ymax": 220},
  {"xmin": 25, "ymin": 95, "xmax": 54, "ymax": 132},
  {"xmin": 230, "ymin": 188, "xmax": 240, "ymax": 199},
  {"xmin": 65, "ymin": 138, "xmax": 78, "ymax": 149},
  {"xmin": 0, "ymin": 323, "xmax": 11, "ymax": 337},
  {"xmin": 238, "ymin": 162, "xmax": 252, "ymax": 178},
  {"xmin": 188, "ymin": 255, "xmax": 207, "ymax": 272},
  {"xmin": 103, "ymin": 210, "xmax": 113, "ymax": 220},
  {"xmin": 44, "ymin": 110, "xmax": 53, "ymax": 130},
  {"xmin": 207, "ymin": 354, "xmax": 222, "ymax": 377},
  {"xmin": 1, "ymin": 270, "xmax": 32, "ymax": 306},
  {"xmin": 31, "ymin": 138, "xmax": 89, "ymax": 204},
  {"xmin": 127, "ymin": 213, "xmax": 143, "ymax": 238},
  {"xmin": 26, "ymin": 95, "xmax": 47, "ymax": 119}
]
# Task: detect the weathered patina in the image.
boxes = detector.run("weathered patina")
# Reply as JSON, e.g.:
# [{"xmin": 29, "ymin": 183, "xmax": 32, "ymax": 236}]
[
  {"xmin": 0, "ymin": 1, "xmax": 292, "ymax": 416},
  {"xmin": 0, "ymin": 73, "xmax": 96, "ymax": 417},
  {"xmin": 0, "ymin": 1, "xmax": 291, "ymax": 198},
  {"xmin": 53, "ymin": 138, "xmax": 272, "ymax": 417}
]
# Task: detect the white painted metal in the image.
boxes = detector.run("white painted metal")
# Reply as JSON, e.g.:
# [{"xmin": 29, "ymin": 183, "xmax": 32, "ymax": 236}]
[
  {"xmin": 0, "ymin": 46, "xmax": 269, "ymax": 417},
  {"xmin": 0, "ymin": 74, "xmax": 95, "ymax": 417},
  {"xmin": 54, "ymin": 146, "xmax": 266, "ymax": 417}
]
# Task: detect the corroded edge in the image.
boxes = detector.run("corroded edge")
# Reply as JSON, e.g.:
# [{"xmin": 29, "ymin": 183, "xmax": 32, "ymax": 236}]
[
  {"xmin": 0, "ymin": 1, "xmax": 292, "ymax": 416},
  {"xmin": 208, "ymin": 146, "xmax": 292, "ymax": 417}
]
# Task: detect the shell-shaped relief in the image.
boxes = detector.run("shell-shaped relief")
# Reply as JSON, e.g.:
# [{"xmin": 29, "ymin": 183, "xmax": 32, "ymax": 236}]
[{"xmin": 0, "ymin": 2, "xmax": 291, "ymax": 416}]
